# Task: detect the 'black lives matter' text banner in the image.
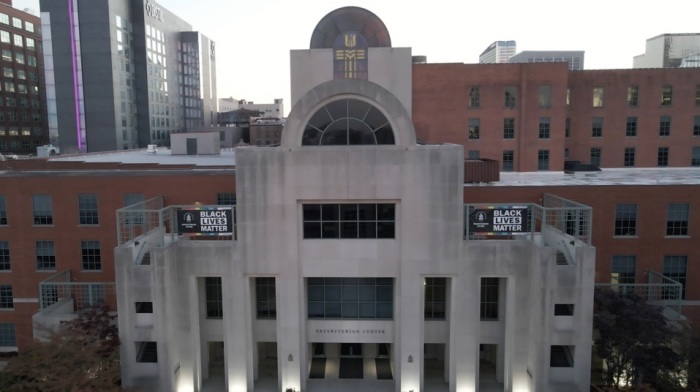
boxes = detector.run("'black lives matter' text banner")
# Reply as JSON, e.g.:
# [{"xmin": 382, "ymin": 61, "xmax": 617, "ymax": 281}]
[
  {"xmin": 177, "ymin": 207, "xmax": 233, "ymax": 236},
  {"xmin": 468, "ymin": 205, "xmax": 529, "ymax": 236}
]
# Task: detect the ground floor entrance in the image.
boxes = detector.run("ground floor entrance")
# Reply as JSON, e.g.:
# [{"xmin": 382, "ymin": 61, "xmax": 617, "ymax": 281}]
[{"xmin": 308, "ymin": 343, "xmax": 393, "ymax": 381}]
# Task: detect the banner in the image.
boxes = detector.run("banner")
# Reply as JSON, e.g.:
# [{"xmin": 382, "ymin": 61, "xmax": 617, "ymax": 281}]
[
  {"xmin": 177, "ymin": 207, "xmax": 233, "ymax": 236},
  {"xmin": 469, "ymin": 205, "xmax": 529, "ymax": 236}
]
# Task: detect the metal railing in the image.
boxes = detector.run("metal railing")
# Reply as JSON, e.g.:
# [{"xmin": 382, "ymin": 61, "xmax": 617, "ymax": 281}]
[
  {"xmin": 38, "ymin": 270, "xmax": 117, "ymax": 313},
  {"xmin": 595, "ymin": 270, "xmax": 683, "ymax": 320}
]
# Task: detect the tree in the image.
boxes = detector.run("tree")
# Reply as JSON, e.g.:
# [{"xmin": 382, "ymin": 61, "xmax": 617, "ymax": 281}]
[
  {"xmin": 594, "ymin": 289, "xmax": 686, "ymax": 391},
  {"xmin": 0, "ymin": 305, "xmax": 122, "ymax": 391}
]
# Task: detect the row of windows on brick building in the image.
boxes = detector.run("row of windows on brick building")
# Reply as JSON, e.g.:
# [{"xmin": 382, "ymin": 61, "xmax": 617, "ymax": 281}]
[
  {"xmin": 467, "ymin": 85, "xmax": 700, "ymax": 109},
  {"xmin": 466, "ymin": 115, "xmax": 700, "ymax": 140}
]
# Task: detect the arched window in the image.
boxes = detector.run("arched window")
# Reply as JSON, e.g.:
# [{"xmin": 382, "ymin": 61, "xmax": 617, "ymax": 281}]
[{"xmin": 302, "ymin": 98, "xmax": 395, "ymax": 145}]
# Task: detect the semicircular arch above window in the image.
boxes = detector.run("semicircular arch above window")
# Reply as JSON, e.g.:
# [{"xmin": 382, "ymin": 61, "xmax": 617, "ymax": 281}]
[{"xmin": 301, "ymin": 98, "xmax": 395, "ymax": 146}]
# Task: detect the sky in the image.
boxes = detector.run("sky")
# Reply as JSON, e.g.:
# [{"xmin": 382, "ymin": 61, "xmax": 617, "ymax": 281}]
[{"xmin": 12, "ymin": 0, "xmax": 700, "ymax": 116}]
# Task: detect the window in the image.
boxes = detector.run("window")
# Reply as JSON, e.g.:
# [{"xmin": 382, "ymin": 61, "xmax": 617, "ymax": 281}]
[
  {"xmin": 0, "ymin": 31, "xmax": 8, "ymax": 43},
  {"xmin": 25, "ymin": 38, "xmax": 34, "ymax": 50},
  {"xmin": 538, "ymin": 117, "xmax": 550, "ymax": 139},
  {"xmin": 1, "ymin": 49, "xmax": 9, "ymax": 61},
  {"xmin": 135, "ymin": 302, "xmax": 153, "ymax": 313},
  {"xmin": 614, "ymin": 204, "xmax": 637, "ymax": 236},
  {"xmin": 469, "ymin": 86, "xmax": 480, "ymax": 108},
  {"xmin": 538, "ymin": 150, "xmax": 549, "ymax": 171},
  {"xmin": 503, "ymin": 118, "xmax": 515, "ymax": 139},
  {"xmin": 565, "ymin": 118, "xmax": 570, "ymax": 138},
  {"xmin": 12, "ymin": 34, "xmax": 21, "ymax": 47},
  {"xmin": 626, "ymin": 117, "xmax": 637, "ymax": 137},
  {"xmin": 0, "ymin": 195, "xmax": 6, "ymax": 225},
  {"xmin": 590, "ymin": 147, "xmax": 601, "ymax": 167},
  {"xmin": 302, "ymin": 203, "xmax": 395, "ymax": 239},
  {"xmin": 592, "ymin": 87, "xmax": 604, "ymax": 107},
  {"xmin": 611, "ymin": 255, "xmax": 636, "ymax": 285},
  {"xmin": 124, "ymin": 193, "xmax": 144, "ymax": 225},
  {"xmin": 0, "ymin": 13, "xmax": 7, "ymax": 25},
  {"xmin": 0, "ymin": 285, "xmax": 11, "ymax": 309},
  {"xmin": 0, "ymin": 241, "xmax": 8, "ymax": 270},
  {"xmin": 502, "ymin": 150, "xmax": 514, "ymax": 172},
  {"xmin": 27, "ymin": 55, "xmax": 35, "ymax": 67},
  {"xmin": 14, "ymin": 52, "xmax": 23, "ymax": 64},
  {"xmin": 468, "ymin": 118, "xmax": 480, "ymax": 140},
  {"xmin": 0, "ymin": 323, "xmax": 16, "ymax": 347},
  {"xmin": 659, "ymin": 115, "xmax": 671, "ymax": 136},
  {"xmin": 624, "ymin": 147, "xmax": 635, "ymax": 167},
  {"xmin": 566, "ymin": 88, "xmax": 570, "ymax": 106},
  {"xmin": 550, "ymin": 345, "xmax": 574, "ymax": 367},
  {"xmin": 539, "ymin": 85, "xmax": 551, "ymax": 108},
  {"xmin": 301, "ymin": 98, "xmax": 394, "ymax": 145},
  {"xmin": 217, "ymin": 193, "xmax": 236, "ymax": 206},
  {"xmin": 32, "ymin": 194, "xmax": 53, "ymax": 225},
  {"xmin": 554, "ymin": 304, "xmax": 575, "ymax": 316},
  {"xmin": 480, "ymin": 278, "xmax": 499, "ymax": 320},
  {"xmin": 78, "ymin": 194, "xmax": 99, "ymax": 225},
  {"xmin": 4, "ymin": 82, "xmax": 13, "ymax": 93},
  {"xmin": 661, "ymin": 85, "xmax": 672, "ymax": 106},
  {"xmin": 256, "ymin": 277, "xmax": 276, "ymax": 319},
  {"xmin": 663, "ymin": 255, "xmax": 687, "ymax": 299},
  {"xmin": 25, "ymin": 21, "xmax": 33, "ymax": 32},
  {"xmin": 81, "ymin": 241, "xmax": 101, "ymax": 271},
  {"xmin": 424, "ymin": 277, "xmax": 446, "ymax": 320},
  {"xmin": 468, "ymin": 150, "xmax": 480, "ymax": 160},
  {"xmin": 693, "ymin": 116, "xmax": 700, "ymax": 136},
  {"xmin": 697, "ymin": 84, "xmax": 700, "ymax": 106},
  {"xmin": 627, "ymin": 86, "xmax": 639, "ymax": 107},
  {"xmin": 592, "ymin": 117, "xmax": 603, "ymax": 137},
  {"xmin": 136, "ymin": 342, "xmax": 158, "ymax": 363},
  {"xmin": 205, "ymin": 277, "xmax": 223, "ymax": 319},
  {"xmin": 11, "ymin": 17, "xmax": 21, "ymax": 29},
  {"xmin": 307, "ymin": 277, "xmax": 393, "ymax": 319},
  {"xmin": 504, "ymin": 86, "xmax": 516, "ymax": 108},
  {"xmin": 666, "ymin": 203, "xmax": 689, "ymax": 236},
  {"xmin": 693, "ymin": 147, "xmax": 700, "ymax": 167},
  {"xmin": 36, "ymin": 241, "xmax": 56, "ymax": 270},
  {"xmin": 657, "ymin": 147, "xmax": 669, "ymax": 167}
]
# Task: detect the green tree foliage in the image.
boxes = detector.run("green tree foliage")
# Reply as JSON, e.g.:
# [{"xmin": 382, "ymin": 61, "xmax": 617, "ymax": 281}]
[
  {"xmin": 0, "ymin": 305, "xmax": 122, "ymax": 392},
  {"xmin": 594, "ymin": 289, "xmax": 686, "ymax": 391}
]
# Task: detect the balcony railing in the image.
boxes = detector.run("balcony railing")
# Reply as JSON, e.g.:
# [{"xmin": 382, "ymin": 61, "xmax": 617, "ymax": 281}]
[
  {"xmin": 38, "ymin": 270, "xmax": 116, "ymax": 313},
  {"xmin": 595, "ymin": 270, "xmax": 683, "ymax": 320}
]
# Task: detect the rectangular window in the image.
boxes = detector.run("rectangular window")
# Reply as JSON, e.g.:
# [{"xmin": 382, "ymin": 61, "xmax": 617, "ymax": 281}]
[
  {"xmin": 1, "ymin": 49, "xmax": 9, "ymax": 61},
  {"xmin": 11, "ymin": 17, "xmax": 21, "ymax": 29},
  {"xmin": 566, "ymin": 88, "xmax": 571, "ymax": 106},
  {"xmin": 626, "ymin": 117, "xmax": 637, "ymax": 137},
  {"xmin": 78, "ymin": 194, "xmax": 99, "ymax": 225},
  {"xmin": 611, "ymin": 255, "xmax": 636, "ymax": 285},
  {"xmin": 661, "ymin": 85, "xmax": 672, "ymax": 106},
  {"xmin": 554, "ymin": 304, "xmax": 575, "ymax": 316},
  {"xmin": 0, "ymin": 195, "xmax": 6, "ymax": 225},
  {"xmin": 480, "ymin": 278, "xmax": 499, "ymax": 320},
  {"xmin": 658, "ymin": 147, "xmax": 669, "ymax": 167},
  {"xmin": 666, "ymin": 203, "xmax": 689, "ymax": 236},
  {"xmin": 550, "ymin": 346, "xmax": 575, "ymax": 367},
  {"xmin": 0, "ymin": 285, "xmax": 11, "ymax": 309},
  {"xmin": 81, "ymin": 241, "xmax": 101, "ymax": 271},
  {"xmin": 663, "ymin": 255, "xmax": 687, "ymax": 299},
  {"xmin": 503, "ymin": 118, "xmax": 515, "ymax": 139},
  {"xmin": 135, "ymin": 302, "xmax": 153, "ymax": 313},
  {"xmin": 592, "ymin": 117, "xmax": 603, "ymax": 137},
  {"xmin": 627, "ymin": 86, "xmax": 639, "ymax": 107},
  {"xmin": 694, "ymin": 116, "xmax": 700, "ymax": 136},
  {"xmin": 0, "ymin": 241, "xmax": 8, "ymax": 270},
  {"xmin": 593, "ymin": 87, "xmax": 604, "ymax": 107},
  {"xmin": 538, "ymin": 117, "xmax": 550, "ymax": 139},
  {"xmin": 624, "ymin": 147, "xmax": 635, "ymax": 167},
  {"xmin": 25, "ymin": 38, "xmax": 34, "ymax": 50},
  {"xmin": 538, "ymin": 150, "xmax": 549, "ymax": 171},
  {"xmin": 693, "ymin": 147, "xmax": 700, "ymax": 167},
  {"xmin": 565, "ymin": 118, "xmax": 570, "ymax": 138},
  {"xmin": 504, "ymin": 86, "xmax": 517, "ymax": 108},
  {"xmin": 302, "ymin": 203, "xmax": 395, "ymax": 239},
  {"xmin": 469, "ymin": 86, "xmax": 480, "ymax": 108},
  {"xmin": 12, "ymin": 34, "xmax": 21, "ymax": 47},
  {"xmin": 659, "ymin": 115, "xmax": 671, "ymax": 136},
  {"xmin": 25, "ymin": 21, "xmax": 33, "ymax": 32},
  {"xmin": 0, "ymin": 14, "xmax": 7, "ymax": 25},
  {"xmin": 216, "ymin": 192, "xmax": 236, "ymax": 206},
  {"xmin": 32, "ymin": 194, "xmax": 53, "ymax": 225},
  {"xmin": 0, "ymin": 31, "xmax": 8, "ymax": 43},
  {"xmin": 614, "ymin": 204, "xmax": 637, "ymax": 236},
  {"xmin": 0, "ymin": 323, "xmax": 16, "ymax": 347},
  {"xmin": 124, "ymin": 193, "xmax": 144, "ymax": 225},
  {"xmin": 256, "ymin": 277, "xmax": 276, "ymax": 319},
  {"xmin": 468, "ymin": 118, "xmax": 480, "ymax": 140},
  {"xmin": 590, "ymin": 147, "xmax": 601, "ymax": 167},
  {"xmin": 502, "ymin": 150, "xmax": 514, "ymax": 172},
  {"xmin": 307, "ymin": 277, "xmax": 393, "ymax": 319},
  {"xmin": 468, "ymin": 150, "xmax": 480, "ymax": 160},
  {"xmin": 36, "ymin": 241, "xmax": 56, "ymax": 271},
  {"xmin": 424, "ymin": 277, "xmax": 446, "ymax": 320},
  {"xmin": 205, "ymin": 277, "xmax": 223, "ymax": 319},
  {"xmin": 696, "ymin": 84, "xmax": 700, "ymax": 106},
  {"xmin": 136, "ymin": 342, "xmax": 158, "ymax": 363},
  {"xmin": 539, "ymin": 85, "xmax": 551, "ymax": 108}
]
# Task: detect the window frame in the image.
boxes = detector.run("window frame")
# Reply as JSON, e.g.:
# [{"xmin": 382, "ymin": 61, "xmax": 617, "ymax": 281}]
[
  {"xmin": 657, "ymin": 147, "xmax": 669, "ymax": 167},
  {"xmin": 424, "ymin": 277, "xmax": 447, "ymax": 320},
  {"xmin": 538, "ymin": 117, "xmax": 550, "ymax": 139},
  {"xmin": 626, "ymin": 116, "xmax": 637, "ymax": 137},
  {"xmin": 35, "ymin": 240, "xmax": 56, "ymax": 271},
  {"xmin": 0, "ymin": 285, "xmax": 12, "ymax": 309},
  {"xmin": 469, "ymin": 86, "xmax": 480, "ymax": 108},
  {"xmin": 624, "ymin": 147, "xmax": 635, "ymax": 167},
  {"xmin": 661, "ymin": 85, "xmax": 673, "ymax": 106},
  {"xmin": 665, "ymin": 203, "xmax": 689, "ymax": 236},
  {"xmin": 302, "ymin": 203, "xmax": 396, "ymax": 239},
  {"xmin": 503, "ymin": 117, "xmax": 515, "ymax": 139},
  {"xmin": 32, "ymin": 194, "xmax": 53, "ymax": 225},
  {"xmin": 502, "ymin": 150, "xmax": 514, "ymax": 172},
  {"xmin": 81, "ymin": 240, "xmax": 102, "ymax": 271},
  {"xmin": 591, "ymin": 117, "xmax": 603, "ymax": 138},
  {"xmin": 480, "ymin": 277, "xmax": 499, "ymax": 320},
  {"xmin": 627, "ymin": 86, "xmax": 639, "ymax": 107},
  {"xmin": 205, "ymin": 277, "xmax": 223, "ymax": 319},
  {"xmin": 307, "ymin": 277, "xmax": 394, "ymax": 320},
  {"xmin": 468, "ymin": 118, "xmax": 480, "ymax": 140},
  {"xmin": 78, "ymin": 194, "xmax": 99, "ymax": 225},
  {"xmin": 663, "ymin": 255, "xmax": 687, "ymax": 299},
  {"xmin": 537, "ymin": 150, "xmax": 549, "ymax": 171},
  {"xmin": 592, "ymin": 87, "xmax": 604, "ymax": 107},
  {"xmin": 659, "ymin": 115, "xmax": 671, "ymax": 137},
  {"xmin": 256, "ymin": 277, "xmax": 276, "ymax": 319}
]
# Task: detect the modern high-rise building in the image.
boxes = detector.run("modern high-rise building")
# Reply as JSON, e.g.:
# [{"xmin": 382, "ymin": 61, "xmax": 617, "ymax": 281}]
[
  {"xmin": 509, "ymin": 50, "xmax": 585, "ymax": 70},
  {"xmin": 633, "ymin": 33, "xmax": 700, "ymax": 68},
  {"xmin": 0, "ymin": 1, "xmax": 48, "ymax": 156},
  {"xmin": 39, "ymin": 0, "xmax": 217, "ymax": 153},
  {"xmin": 479, "ymin": 40, "xmax": 516, "ymax": 64},
  {"xmin": 219, "ymin": 97, "xmax": 285, "ymax": 118}
]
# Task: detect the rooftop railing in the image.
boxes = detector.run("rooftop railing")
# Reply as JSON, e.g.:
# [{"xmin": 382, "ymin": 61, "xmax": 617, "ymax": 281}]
[
  {"xmin": 595, "ymin": 270, "xmax": 683, "ymax": 320},
  {"xmin": 38, "ymin": 270, "xmax": 117, "ymax": 313}
]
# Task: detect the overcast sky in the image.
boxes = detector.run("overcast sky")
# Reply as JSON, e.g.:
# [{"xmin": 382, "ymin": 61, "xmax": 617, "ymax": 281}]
[{"xmin": 14, "ymin": 0, "xmax": 700, "ymax": 116}]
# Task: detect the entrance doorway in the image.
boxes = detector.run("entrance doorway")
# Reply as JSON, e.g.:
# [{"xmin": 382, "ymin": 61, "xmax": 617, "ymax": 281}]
[
  {"xmin": 424, "ymin": 343, "xmax": 446, "ymax": 381},
  {"xmin": 339, "ymin": 343, "xmax": 363, "ymax": 379},
  {"xmin": 309, "ymin": 343, "xmax": 326, "ymax": 379},
  {"xmin": 479, "ymin": 344, "xmax": 503, "ymax": 391}
]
